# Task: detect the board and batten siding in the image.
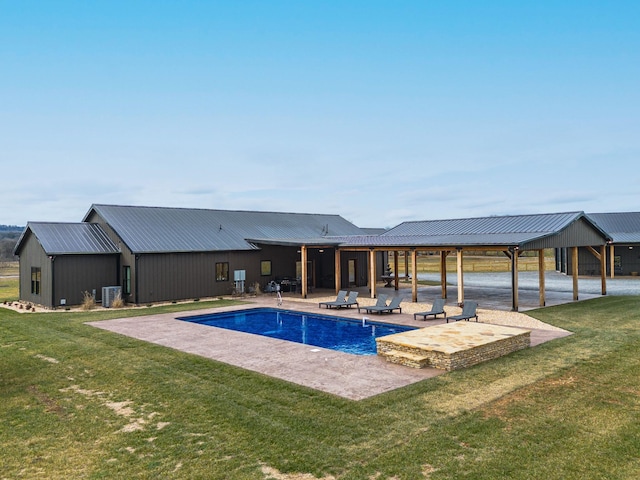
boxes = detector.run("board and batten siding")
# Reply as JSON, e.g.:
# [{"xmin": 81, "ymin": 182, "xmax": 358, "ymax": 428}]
[
  {"xmin": 524, "ymin": 218, "xmax": 608, "ymax": 250},
  {"xmin": 17, "ymin": 230, "xmax": 53, "ymax": 307},
  {"xmin": 133, "ymin": 245, "xmax": 304, "ymax": 304},
  {"xmin": 52, "ymin": 254, "xmax": 119, "ymax": 306}
]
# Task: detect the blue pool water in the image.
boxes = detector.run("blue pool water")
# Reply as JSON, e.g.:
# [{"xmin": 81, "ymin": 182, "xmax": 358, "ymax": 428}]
[{"xmin": 177, "ymin": 308, "xmax": 415, "ymax": 355}]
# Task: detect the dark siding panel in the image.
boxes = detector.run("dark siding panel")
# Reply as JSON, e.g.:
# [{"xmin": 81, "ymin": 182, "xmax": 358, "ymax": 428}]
[
  {"xmin": 53, "ymin": 255, "xmax": 119, "ymax": 306},
  {"xmin": 132, "ymin": 245, "xmax": 322, "ymax": 304},
  {"xmin": 526, "ymin": 219, "xmax": 607, "ymax": 250},
  {"xmin": 582, "ymin": 246, "xmax": 640, "ymax": 276},
  {"xmin": 614, "ymin": 246, "xmax": 640, "ymax": 275},
  {"xmin": 18, "ymin": 231, "xmax": 52, "ymax": 307}
]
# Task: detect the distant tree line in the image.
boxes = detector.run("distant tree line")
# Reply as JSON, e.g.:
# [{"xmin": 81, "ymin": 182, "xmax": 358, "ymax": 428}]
[{"xmin": 0, "ymin": 226, "xmax": 23, "ymax": 261}]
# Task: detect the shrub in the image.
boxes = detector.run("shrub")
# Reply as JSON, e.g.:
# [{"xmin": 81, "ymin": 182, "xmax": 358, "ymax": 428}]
[
  {"xmin": 81, "ymin": 291, "xmax": 96, "ymax": 310},
  {"xmin": 111, "ymin": 292, "xmax": 125, "ymax": 309}
]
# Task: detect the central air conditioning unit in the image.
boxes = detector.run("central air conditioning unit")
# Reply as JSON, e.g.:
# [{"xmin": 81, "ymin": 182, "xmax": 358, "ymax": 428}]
[{"xmin": 102, "ymin": 286, "xmax": 122, "ymax": 308}]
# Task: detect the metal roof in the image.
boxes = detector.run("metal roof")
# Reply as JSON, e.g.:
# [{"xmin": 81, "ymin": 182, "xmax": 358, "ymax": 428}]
[
  {"xmin": 587, "ymin": 212, "xmax": 640, "ymax": 244},
  {"xmin": 85, "ymin": 204, "xmax": 365, "ymax": 253},
  {"xmin": 332, "ymin": 232, "xmax": 546, "ymax": 248},
  {"xmin": 331, "ymin": 211, "xmax": 610, "ymax": 249},
  {"xmin": 15, "ymin": 222, "xmax": 120, "ymax": 255}
]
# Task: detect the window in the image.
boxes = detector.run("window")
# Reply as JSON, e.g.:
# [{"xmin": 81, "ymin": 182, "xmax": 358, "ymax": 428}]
[
  {"xmin": 260, "ymin": 260, "xmax": 272, "ymax": 276},
  {"xmin": 216, "ymin": 262, "xmax": 229, "ymax": 281},
  {"xmin": 123, "ymin": 266, "xmax": 131, "ymax": 295},
  {"xmin": 31, "ymin": 267, "xmax": 41, "ymax": 295}
]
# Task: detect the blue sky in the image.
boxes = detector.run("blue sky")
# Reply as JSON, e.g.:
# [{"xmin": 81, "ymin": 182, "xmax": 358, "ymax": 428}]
[{"xmin": 1, "ymin": 1, "xmax": 639, "ymax": 228}]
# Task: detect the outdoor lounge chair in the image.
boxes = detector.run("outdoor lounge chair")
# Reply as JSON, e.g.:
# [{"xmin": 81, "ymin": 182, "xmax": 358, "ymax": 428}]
[
  {"xmin": 363, "ymin": 296, "xmax": 403, "ymax": 314},
  {"xmin": 333, "ymin": 291, "xmax": 359, "ymax": 309},
  {"xmin": 445, "ymin": 301, "xmax": 478, "ymax": 323},
  {"xmin": 413, "ymin": 298, "xmax": 446, "ymax": 320},
  {"xmin": 357, "ymin": 293, "xmax": 388, "ymax": 313},
  {"xmin": 319, "ymin": 290, "xmax": 348, "ymax": 309}
]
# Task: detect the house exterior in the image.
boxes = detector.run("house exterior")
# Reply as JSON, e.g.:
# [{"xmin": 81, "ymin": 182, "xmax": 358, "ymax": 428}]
[
  {"xmin": 558, "ymin": 212, "xmax": 640, "ymax": 276},
  {"xmin": 14, "ymin": 205, "xmax": 616, "ymax": 311},
  {"xmin": 14, "ymin": 222, "xmax": 120, "ymax": 307},
  {"xmin": 334, "ymin": 211, "xmax": 611, "ymax": 311},
  {"xmin": 14, "ymin": 204, "xmax": 374, "ymax": 308}
]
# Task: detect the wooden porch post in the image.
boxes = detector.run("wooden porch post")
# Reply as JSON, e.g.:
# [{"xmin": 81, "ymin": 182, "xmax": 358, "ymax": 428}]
[
  {"xmin": 393, "ymin": 250, "xmax": 399, "ymax": 290},
  {"xmin": 572, "ymin": 246, "xmax": 579, "ymax": 301},
  {"xmin": 538, "ymin": 249, "xmax": 546, "ymax": 307},
  {"xmin": 600, "ymin": 245, "xmax": 607, "ymax": 295},
  {"xmin": 609, "ymin": 244, "xmax": 615, "ymax": 278},
  {"xmin": 301, "ymin": 245, "xmax": 308, "ymax": 298},
  {"xmin": 586, "ymin": 245, "xmax": 607, "ymax": 296},
  {"xmin": 440, "ymin": 250, "xmax": 448, "ymax": 299},
  {"xmin": 511, "ymin": 247, "xmax": 519, "ymax": 312},
  {"xmin": 334, "ymin": 248, "xmax": 341, "ymax": 294},
  {"xmin": 369, "ymin": 249, "xmax": 377, "ymax": 299},
  {"xmin": 411, "ymin": 249, "xmax": 418, "ymax": 302},
  {"xmin": 405, "ymin": 251, "xmax": 409, "ymax": 279},
  {"xmin": 456, "ymin": 248, "xmax": 464, "ymax": 306}
]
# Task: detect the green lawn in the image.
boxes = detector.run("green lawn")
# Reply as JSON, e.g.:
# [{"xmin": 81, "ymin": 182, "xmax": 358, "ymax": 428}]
[{"xmin": 1, "ymin": 296, "xmax": 639, "ymax": 479}]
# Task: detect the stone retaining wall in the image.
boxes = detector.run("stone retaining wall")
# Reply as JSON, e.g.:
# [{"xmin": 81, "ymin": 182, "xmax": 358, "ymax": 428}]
[{"xmin": 377, "ymin": 326, "xmax": 531, "ymax": 371}]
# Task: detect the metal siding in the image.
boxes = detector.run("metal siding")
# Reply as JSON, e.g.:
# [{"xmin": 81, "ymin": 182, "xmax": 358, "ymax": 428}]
[
  {"xmin": 53, "ymin": 255, "xmax": 119, "ymax": 306},
  {"xmin": 132, "ymin": 249, "xmax": 304, "ymax": 304},
  {"xmin": 612, "ymin": 246, "xmax": 640, "ymax": 275},
  {"xmin": 18, "ymin": 230, "xmax": 53, "ymax": 307}
]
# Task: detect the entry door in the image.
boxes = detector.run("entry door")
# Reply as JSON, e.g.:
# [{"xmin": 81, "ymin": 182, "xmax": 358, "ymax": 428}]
[{"xmin": 348, "ymin": 259, "xmax": 357, "ymax": 286}]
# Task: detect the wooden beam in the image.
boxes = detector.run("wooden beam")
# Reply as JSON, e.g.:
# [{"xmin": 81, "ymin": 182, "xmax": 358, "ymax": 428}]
[
  {"xmin": 586, "ymin": 245, "xmax": 601, "ymax": 260},
  {"xmin": 369, "ymin": 249, "xmax": 377, "ymax": 299},
  {"xmin": 600, "ymin": 245, "xmax": 607, "ymax": 295},
  {"xmin": 511, "ymin": 247, "xmax": 519, "ymax": 311},
  {"xmin": 610, "ymin": 244, "xmax": 615, "ymax": 279},
  {"xmin": 334, "ymin": 248, "xmax": 341, "ymax": 294},
  {"xmin": 456, "ymin": 249, "xmax": 464, "ymax": 306},
  {"xmin": 538, "ymin": 249, "xmax": 546, "ymax": 307},
  {"xmin": 301, "ymin": 246, "xmax": 308, "ymax": 298},
  {"xmin": 411, "ymin": 249, "xmax": 418, "ymax": 302},
  {"xmin": 440, "ymin": 250, "xmax": 448, "ymax": 299},
  {"xmin": 393, "ymin": 250, "xmax": 399, "ymax": 290},
  {"xmin": 405, "ymin": 251, "xmax": 409, "ymax": 279},
  {"xmin": 572, "ymin": 246, "xmax": 579, "ymax": 301}
]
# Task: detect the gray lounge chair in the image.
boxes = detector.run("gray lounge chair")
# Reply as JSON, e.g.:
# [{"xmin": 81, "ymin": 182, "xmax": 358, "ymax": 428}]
[
  {"xmin": 446, "ymin": 301, "xmax": 478, "ymax": 323},
  {"xmin": 338, "ymin": 291, "xmax": 359, "ymax": 309},
  {"xmin": 357, "ymin": 294, "xmax": 388, "ymax": 313},
  {"xmin": 363, "ymin": 296, "xmax": 402, "ymax": 314},
  {"xmin": 414, "ymin": 298, "xmax": 446, "ymax": 320},
  {"xmin": 319, "ymin": 290, "xmax": 348, "ymax": 309}
]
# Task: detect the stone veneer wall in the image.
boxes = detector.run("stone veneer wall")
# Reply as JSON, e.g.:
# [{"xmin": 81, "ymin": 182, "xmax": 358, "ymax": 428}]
[{"xmin": 377, "ymin": 331, "xmax": 531, "ymax": 371}]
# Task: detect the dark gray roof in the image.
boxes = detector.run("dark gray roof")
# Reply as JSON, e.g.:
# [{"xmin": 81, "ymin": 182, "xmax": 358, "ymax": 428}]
[
  {"xmin": 334, "ymin": 211, "xmax": 610, "ymax": 249},
  {"xmin": 587, "ymin": 212, "xmax": 640, "ymax": 244},
  {"xmin": 15, "ymin": 222, "xmax": 120, "ymax": 255},
  {"xmin": 359, "ymin": 227, "xmax": 387, "ymax": 235},
  {"xmin": 332, "ymin": 233, "xmax": 546, "ymax": 248},
  {"xmin": 85, "ymin": 204, "xmax": 365, "ymax": 253}
]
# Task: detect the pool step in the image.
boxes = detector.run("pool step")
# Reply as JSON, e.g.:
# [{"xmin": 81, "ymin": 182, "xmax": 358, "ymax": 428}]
[{"xmin": 381, "ymin": 349, "xmax": 430, "ymax": 369}]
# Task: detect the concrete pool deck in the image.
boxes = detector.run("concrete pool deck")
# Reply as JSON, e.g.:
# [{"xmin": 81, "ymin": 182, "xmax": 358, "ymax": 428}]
[{"xmin": 87, "ymin": 294, "xmax": 572, "ymax": 400}]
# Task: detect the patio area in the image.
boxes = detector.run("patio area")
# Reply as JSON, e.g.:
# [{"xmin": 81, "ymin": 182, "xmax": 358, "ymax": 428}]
[{"xmin": 87, "ymin": 290, "xmax": 571, "ymax": 400}]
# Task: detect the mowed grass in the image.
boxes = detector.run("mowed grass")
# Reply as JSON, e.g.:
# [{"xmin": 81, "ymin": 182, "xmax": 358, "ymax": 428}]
[
  {"xmin": 0, "ymin": 262, "xmax": 19, "ymax": 302},
  {"xmin": 1, "ymin": 296, "xmax": 639, "ymax": 478}
]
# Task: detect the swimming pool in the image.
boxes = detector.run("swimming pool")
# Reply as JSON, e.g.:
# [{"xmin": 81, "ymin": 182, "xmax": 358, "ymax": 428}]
[{"xmin": 177, "ymin": 308, "xmax": 416, "ymax": 355}]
